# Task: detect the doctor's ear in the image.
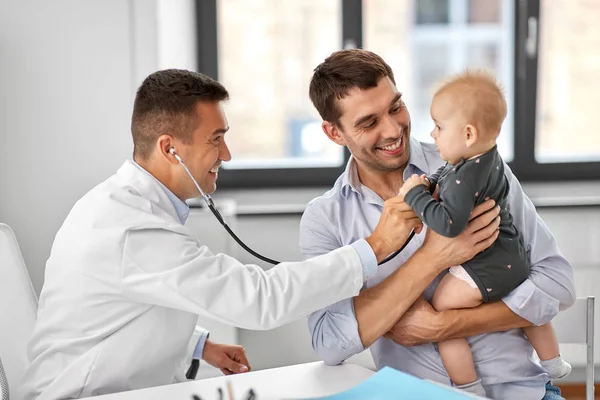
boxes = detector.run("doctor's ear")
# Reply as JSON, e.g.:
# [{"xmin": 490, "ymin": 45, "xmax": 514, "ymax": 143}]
[{"xmin": 156, "ymin": 134, "xmax": 179, "ymax": 162}]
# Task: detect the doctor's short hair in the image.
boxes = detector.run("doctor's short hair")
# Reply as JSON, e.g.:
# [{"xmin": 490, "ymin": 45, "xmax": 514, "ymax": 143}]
[
  {"xmin": 131, "ymin": 69, "xmax": 229, "ymax": 160},
  {"xmin": 309, "ymin": 49, "xmax": 395, "ymax": 128}
]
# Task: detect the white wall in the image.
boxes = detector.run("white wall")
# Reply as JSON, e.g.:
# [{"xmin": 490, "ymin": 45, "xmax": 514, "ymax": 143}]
[
  {"xmin": 0, "ymin": 0, "xmax": 197, "ymax": 292},
  {"xmin": 0, "ymin": 0, "xmax": 137, "ymax": 292},
  {"xmin": 156, "ymin": 0, "xmax": 198, "ymax": 71}
]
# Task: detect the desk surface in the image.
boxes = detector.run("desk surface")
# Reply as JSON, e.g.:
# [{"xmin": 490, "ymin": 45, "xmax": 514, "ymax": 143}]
[{"xmin": 91, "ymin": 362, "xmax": 375, "ymax": 400}]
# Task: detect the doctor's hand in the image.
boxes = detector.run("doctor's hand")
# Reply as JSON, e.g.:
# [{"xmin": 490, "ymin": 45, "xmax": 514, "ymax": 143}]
[
  {"xmin": 383, "ymin": 297, "xmax": 443, "ymax": 346},
  {"xmin": 366, "ymin": 196, "xmax": 422, "ymax": 264},
  {"xmin": 202, "ymin": 340, "xmax": 251, "ymax": 376}
]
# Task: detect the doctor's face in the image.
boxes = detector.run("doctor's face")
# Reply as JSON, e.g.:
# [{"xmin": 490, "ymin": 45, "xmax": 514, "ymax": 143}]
[
  {"xmin": 179, "ymin": 101, "xmax": 232, "ymax": 196},
  {"xmin": 333, "ymin": 77, "xmax": 412, "ymax": 173}
]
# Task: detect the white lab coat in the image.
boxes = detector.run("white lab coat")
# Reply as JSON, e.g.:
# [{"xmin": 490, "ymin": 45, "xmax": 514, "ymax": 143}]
[{"xmin": 18, "ymin": 160, "xmax": 365, "ymax": 400}]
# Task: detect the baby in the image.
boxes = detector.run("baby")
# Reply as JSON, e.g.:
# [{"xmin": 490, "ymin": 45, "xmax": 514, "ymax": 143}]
[{"xmin": 398, "ymin": 69, "xmax": 571, "ymax": 397}]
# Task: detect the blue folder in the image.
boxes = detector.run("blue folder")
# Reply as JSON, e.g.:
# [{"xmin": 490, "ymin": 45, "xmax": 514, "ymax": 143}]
[{"xmin": 306, "ymin": 367, "xmax": 480, "ymax": 400}]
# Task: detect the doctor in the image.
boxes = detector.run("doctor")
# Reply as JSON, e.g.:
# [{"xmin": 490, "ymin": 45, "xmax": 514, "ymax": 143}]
[{"xmin": 18, "ymin": 69, "xmax": 444, "ymax": 399}]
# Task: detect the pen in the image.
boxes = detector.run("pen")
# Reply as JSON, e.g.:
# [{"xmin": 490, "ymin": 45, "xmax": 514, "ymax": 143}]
[{"xmin": 226, "ymin": 381, "xmax": 234, "ymax": 400}]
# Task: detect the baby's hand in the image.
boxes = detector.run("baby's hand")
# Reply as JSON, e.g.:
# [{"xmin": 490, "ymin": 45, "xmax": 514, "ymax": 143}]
[
  {"xmin": 420, "ymin": 174, "xmax": 431, "ymax": 190},
  {"xmin": 398, "ymin": 174, "xmax": 427, "ymax": 199}
]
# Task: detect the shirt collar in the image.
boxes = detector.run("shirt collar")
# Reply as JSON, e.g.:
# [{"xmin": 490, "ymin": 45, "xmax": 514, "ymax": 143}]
[
  {"xmin": 131, "ymin": 161, "xmax": 190, "ymax": 225},
  {"xmin": 340, "ymin": 137, "xmax": 431, "ymax": 199}
]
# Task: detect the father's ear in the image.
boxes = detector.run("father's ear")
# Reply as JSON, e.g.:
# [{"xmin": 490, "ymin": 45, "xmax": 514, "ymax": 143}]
[{"xmin": 322, "ymin": 121, "xmax": 346, "ymax": 146}]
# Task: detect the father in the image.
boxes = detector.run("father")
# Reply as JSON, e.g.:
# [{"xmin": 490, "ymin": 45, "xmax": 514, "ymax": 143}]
[{"xmin": 300, "ymin": 49, "xmax": 574, "ymax": 400}]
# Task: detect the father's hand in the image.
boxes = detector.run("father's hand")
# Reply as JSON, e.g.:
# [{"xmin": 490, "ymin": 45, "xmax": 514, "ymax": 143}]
[
  {"xmin": 422, "ymin": 199, "xmax": 501, "ymax": 269},
  {"xmin": 202, "ymin": 339, "xmax": 251, "ymax": 376},
  {"xmin": 366, "ymin": 196, "xmax": 423, "ymax": 263},
  {"xmin": 384, "ymin": 297, "xmax": 443, "ymax": 346}
]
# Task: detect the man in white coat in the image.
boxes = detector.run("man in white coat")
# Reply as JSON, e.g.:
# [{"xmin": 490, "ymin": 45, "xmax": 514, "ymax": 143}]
[{"xmin": 18, "ymin": 69, "xmax": 501, "ymax": 399}]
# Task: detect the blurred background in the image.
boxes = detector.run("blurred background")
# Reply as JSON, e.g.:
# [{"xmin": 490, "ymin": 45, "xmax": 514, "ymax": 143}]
[{"xmin": 1, "ymin": 0, "xmax": 599, "ymax": 394}]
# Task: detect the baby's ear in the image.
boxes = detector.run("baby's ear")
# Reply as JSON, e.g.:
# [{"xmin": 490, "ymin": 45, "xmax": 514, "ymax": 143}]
[{"xmin": 464, "ymin": 124, "xmax": 478, "ymax": 148}]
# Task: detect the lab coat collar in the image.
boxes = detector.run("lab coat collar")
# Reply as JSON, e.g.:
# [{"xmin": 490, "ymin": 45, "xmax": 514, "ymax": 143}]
[
  {"xmin": 116, "ymin": 160, "xmax": 183, "ymax": 225},
  {"xmin": 130, "ymin": 161, "xmax": 190, "ymax": 224}
]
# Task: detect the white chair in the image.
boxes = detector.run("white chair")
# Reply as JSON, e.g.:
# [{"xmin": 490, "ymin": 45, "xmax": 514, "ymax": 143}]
[
  {"xmin": 0, "ymin": 224, "xmax": 38, "ymax": 397},
  {"xmin": 0, "ymin": 358, "xmax": 8, "ymax": 400},
  {"xmin": 552, "ymin": 296, "xmax": 595, "ymax": 400}
]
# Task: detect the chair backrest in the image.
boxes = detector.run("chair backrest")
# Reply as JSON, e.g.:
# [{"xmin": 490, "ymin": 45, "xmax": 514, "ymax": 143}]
[
  {"xmin": 552, "ymin": 297, "xmax": 595, "ymax": 400},
  {"xmin": 0, "ymin": 224, "xmax": 38, "ymax": 394},
  {"xmin": 553, "ymin": 297, "xmax": 594, "ymax": 344},
  {"xmin": 0, "ymin": 358, "xmax": 9, "ymax": 400}
]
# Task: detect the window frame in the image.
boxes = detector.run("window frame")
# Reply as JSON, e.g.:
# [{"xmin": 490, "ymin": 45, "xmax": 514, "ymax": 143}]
[
  {"xmin": 511, "ymin": 0, "xmax": 600, "ymax": 181},
  {"xmin": 196, "ymin": 0, "xmax": 600, "ymax": 188}
]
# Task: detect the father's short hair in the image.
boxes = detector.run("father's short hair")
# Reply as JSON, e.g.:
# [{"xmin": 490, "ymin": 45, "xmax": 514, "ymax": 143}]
[
  {"xmin": 131, "ymin": 69, "xmax": 229, "ymax": 160},
  {"xmin": 434, "ymin": 69, "xmax": 507, "ymax": 137},
  {"xmin": 309, "ymin": 49, "xmax": 395, "ymax": 127}
]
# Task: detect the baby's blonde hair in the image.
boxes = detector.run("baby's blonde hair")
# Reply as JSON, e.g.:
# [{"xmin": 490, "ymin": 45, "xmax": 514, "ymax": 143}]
[{"xmin": 434, "ymin": 69, "xmax": 507, "ymax": 137}]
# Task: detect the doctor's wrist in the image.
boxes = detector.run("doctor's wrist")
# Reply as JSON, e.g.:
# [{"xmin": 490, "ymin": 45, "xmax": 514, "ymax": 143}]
[{"xmin": 365, "ymin": 235, "xmax": 389, "ymax": 264}]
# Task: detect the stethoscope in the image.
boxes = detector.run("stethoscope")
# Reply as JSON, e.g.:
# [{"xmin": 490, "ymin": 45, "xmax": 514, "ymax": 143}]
[{"xmin": 170, "ymin": 147, "xmax": 414, "ymax": 266}]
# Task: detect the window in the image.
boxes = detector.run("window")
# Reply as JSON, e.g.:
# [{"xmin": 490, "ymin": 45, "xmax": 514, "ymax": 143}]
[
  {"xmin": 513, "ymin": 0, "xmax": 600, "ymax": 180},
  {"xmin": 218, "ymin": 0, "xmax": 344, "ymax": 170},
  {"xmin": 364, "ymin": 0, "xmax": 514, "ymax": 161},
  {"xmin": 416, "ymin": 0, "xmax": 449, "ymax": 24},
  {"xmin": 535, "ymin": 0, "xmax": 600, "ymax": 163},
  {"xmin": 197, "ymin": 0, "xmax": 600, "ymax": 186},
  {"xmin": 196, "ymin": 0, "xmax": 356, "ymax": 188}
]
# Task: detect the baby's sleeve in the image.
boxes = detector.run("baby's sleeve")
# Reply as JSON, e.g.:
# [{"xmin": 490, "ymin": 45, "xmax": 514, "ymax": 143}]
[
  {"xmin": 426, "ymin": 164, "xmax": 446, "ymax": 191},
  {"xmin": 404, "ymin": 170, "xmax": 478, "ymax": 238}
]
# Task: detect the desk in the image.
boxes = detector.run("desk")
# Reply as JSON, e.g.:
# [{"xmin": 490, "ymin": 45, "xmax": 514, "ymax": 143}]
[{"xmin": 91, "ymin": 362, "xmax": 375, "ymax": 400}]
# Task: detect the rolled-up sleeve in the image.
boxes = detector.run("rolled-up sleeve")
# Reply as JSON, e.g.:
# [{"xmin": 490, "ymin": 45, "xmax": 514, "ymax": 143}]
[
  {"xmin": 307, "ymin": 298, "xmax": 366, "ymax": 365},
  {"xmin": 501, "ymin": 165, "xmax": 576, "ymax": 325},
  {"xmin": 299, "ymin": 202, "xmax": 369, "ymax": 365}
]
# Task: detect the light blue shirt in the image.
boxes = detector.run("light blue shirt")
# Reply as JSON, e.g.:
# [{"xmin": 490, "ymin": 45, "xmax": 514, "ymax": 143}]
[
  {"xmin": 299, "ymin": 138, "xmax": 576, "ymax": 400},
  {"xmin": 132, "ymin": 161, "xmax": 209, "ymax": 360}
]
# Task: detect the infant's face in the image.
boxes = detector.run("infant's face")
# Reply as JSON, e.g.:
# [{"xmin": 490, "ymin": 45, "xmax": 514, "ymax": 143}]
[{"xmin": 429, "ymin": 93, "xmax": 470, "ymax": 164}]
